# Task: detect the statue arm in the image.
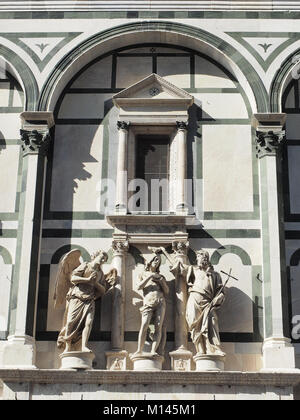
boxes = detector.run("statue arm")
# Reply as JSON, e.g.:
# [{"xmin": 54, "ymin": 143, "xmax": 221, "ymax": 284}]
[
  {"xmin": 71, "ymin": 273, "xmax": 95, "ymax": 285},
  {"xmin": 137, "ymin": 272, "xmax": 152, "ymax": 290},
  {"xmin": 170, "ymin": 260, "xmax": 187, "ymax": 277}
]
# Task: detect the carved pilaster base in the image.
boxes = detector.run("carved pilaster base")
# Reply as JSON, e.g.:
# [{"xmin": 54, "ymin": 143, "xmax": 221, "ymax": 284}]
[
  {"xmin": 106, "ymin": 350, "xmax": 128, "ymax": 371},
  {"xmin": 60, "ymin": 351, "xmax": 95, "ymax": 370},
  {"xmin": 169, "ymin": 349, "xmax": 193, "ymax": 371},
  {"xmin": 130, "ymin": 352, "xmax": 164, "ymax": 371},
  {"xmin": 193, "ymin": 353, "xmax": 225, "ymax": 371}
]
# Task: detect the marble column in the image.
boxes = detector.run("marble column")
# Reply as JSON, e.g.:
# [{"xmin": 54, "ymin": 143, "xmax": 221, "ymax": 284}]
[
  {"xmin": 175, "ymin": 121, "xmax": 188, "ymax": 215},
  {"xmin": 2, "ymin": 112, "xmax": 54, "ymax": 368},
  {"xmin": 253, "ymin": 113, "xmax": 296, "ymax": 371},
  {"xmin": 115, "ymin": 121, "xmax": 129, "ymax": 214},
  {"xmin": 169, "ymin": 240, "xmax": 192, "ymax": 371},
  {"xmin": 106, "ymin": 238, "xmax": 129, "ymax": 370}
]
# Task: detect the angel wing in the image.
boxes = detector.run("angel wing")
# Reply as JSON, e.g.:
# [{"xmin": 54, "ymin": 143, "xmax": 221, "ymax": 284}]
[{"xmin": 53, "ymin": 249, "xmax": 82, "ymax": 308}]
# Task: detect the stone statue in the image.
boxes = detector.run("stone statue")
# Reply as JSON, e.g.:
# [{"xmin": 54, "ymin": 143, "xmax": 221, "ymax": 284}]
[
  {"xmin": 54, "ymin": 249, "xmax": 117, "ymax": 354},
  {"xmin": 183, "ymin": 249, "xmax": 225, "ymax": 356},
  {"xmin": 134, "ymin": 250, "xmax": 169, "ymax": 356}
]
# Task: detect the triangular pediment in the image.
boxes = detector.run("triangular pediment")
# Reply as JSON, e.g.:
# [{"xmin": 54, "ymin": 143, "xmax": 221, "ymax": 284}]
[{"xmin": 113, "ymin": 73, "xmax": 193, "ymax": 104}]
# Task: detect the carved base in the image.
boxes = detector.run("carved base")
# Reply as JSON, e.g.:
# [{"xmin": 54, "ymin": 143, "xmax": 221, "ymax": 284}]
[
  {"xmin": 193, "ymin": 353, "xmax": 225, "ymax": 371},
  {"xmin": 169, "ymin": 349, "xmax": 193, "ymax": 371},
  {"xmin": 130, "ymin": 352, "xmax": 164, "ymax": 371},
  {"xmin": 60, "ymin": 351, "xmax": 95, "ymax": 370},
  {"xmin": 106, "ymin": 350, "xmax": 128, "ymax": 371}
]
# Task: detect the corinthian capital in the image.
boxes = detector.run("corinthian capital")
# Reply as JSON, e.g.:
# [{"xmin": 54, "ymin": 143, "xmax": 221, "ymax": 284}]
[
  {"xmin": 112, "ymin": 240, "xmax": 129, "ymax": 256},
  {"xmin": 172, "ymin": 241, "xmax": 189, "ymax": 256},
  {"xmin": 20, "ymin": 129, "xmax": 51, "ymax": 157},
  {"xmin": 176, "ymin": 121, "xmax": 188, "ymax": 131},
  {"xmin": 117, "ymin": 121, "xmax": 130, "ymax": 131},
  {"xmin": 255, "ymin": 130, "xmax": 285, "ymax": 158}
]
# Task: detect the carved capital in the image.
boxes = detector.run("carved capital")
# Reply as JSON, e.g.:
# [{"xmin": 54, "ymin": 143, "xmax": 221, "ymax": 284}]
[
  {"xmin": 117, "ymin": 121, "xmax": 130, "ymax": 131},
  {"xmin": 176, "ymin": 121, "xmax": 188, "ymax": 131},
  {"xmin": 172, "ymin": 241, "xmax": 189, "ymax": 256},
  {"xmin": 255, "ymin": 130, "xmax": 285, "ymax": 158},
  {"xmin": 20, "ymin": 129, "xmax": 51, "ymax": 157},
  {"xmin": 112, "ymin": 240, "xmax": 129, "ymax": 256}
]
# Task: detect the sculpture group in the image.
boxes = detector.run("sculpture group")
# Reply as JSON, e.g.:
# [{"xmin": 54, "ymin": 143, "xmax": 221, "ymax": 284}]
[{"xmin": 54, "ymin": 244, "xmax": 227, "ymax": 370}]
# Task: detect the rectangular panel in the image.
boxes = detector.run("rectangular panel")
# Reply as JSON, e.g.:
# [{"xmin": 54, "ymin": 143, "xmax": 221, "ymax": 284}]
[
  {"xmin": 116, "ymin": 56, "xmax": 152, "ymax": 89},
  {"xmin": 58, "ymin": 93, "xmax": 112, "ymax": 119},
  {"xmin": 0, "ymin": 145, "xmax": 19, "ymax": 212},
  {"xmin": 203, "ymin": 125, "xmax": 253, "ymax": 212},
  {"xmin": 157, "ymin": 56, "xmax": 190, "ymax": 88},
  {"xmin": 195, "ymin": 56, "xmax": 236, "ymax": 89},
  {"xmin": 194, "ymin": 93, "xmax": 249, "ymax": 119}
]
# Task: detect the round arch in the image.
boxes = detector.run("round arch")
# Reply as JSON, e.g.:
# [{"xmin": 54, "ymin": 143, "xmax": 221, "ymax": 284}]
[
  {"xmin": 0, "ymin": 45, "xmax": 39, "ymax": 111},
  {"xmin": 38, "ymin": 21, "xmax": 268, "ymax": 113},
  {"xmin": 270, "ymin": 47, "xmax": 300, "ymax": 112},
  {"xmin": 0, "ymin": 245, "xmax": 13, "ymax": 265},
  {"xmin": 51, "ymin": 244, "xmax": 91, "ymax": 265},
  {"xmin": 211, "ymin": 244, "xmax": 252, "ymax": 266}
]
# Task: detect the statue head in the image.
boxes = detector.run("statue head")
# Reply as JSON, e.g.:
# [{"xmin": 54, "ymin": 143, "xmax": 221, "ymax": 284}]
[
  {"xmin": 196, "ymin": 249, "xmax": 212, "ymax": 270},
  {"xmin": 145, "ymin": 253, "xmax": 162, "ymax": 272},
  {"xmin": 90, "ymin": 250, "xmax": 108, "ymax": 269}
]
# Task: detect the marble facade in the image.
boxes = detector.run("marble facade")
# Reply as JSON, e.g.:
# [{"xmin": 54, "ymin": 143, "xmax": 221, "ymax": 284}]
[{"xmin": 1, "ymin": 0, "xmax": 300, "ymax": 400}]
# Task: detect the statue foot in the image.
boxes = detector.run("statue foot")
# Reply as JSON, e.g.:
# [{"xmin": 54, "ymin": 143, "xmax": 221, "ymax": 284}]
[{"xmin": 81, "ymin": 347, "xmax": 93, "ymax": 353}]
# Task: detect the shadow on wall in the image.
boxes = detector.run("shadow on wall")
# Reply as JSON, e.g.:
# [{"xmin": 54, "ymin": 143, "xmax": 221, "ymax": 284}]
[
  {"xmin": 0, "ymin": 130, "xmax": 6, "ymax": 155},
  {"xmin": 47, "ymin": 98, "xmax": 114, "ymax": 213}
]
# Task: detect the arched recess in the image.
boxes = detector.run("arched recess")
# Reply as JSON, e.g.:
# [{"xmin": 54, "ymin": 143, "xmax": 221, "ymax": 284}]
[
  {"xmin": 51, "ymin": 244, "xmax": 90, "ymax": 264},
  {"xmin": 0, "ymin": 45, "xmax": 38, "ymax": 111},
  {"xmin": 270, "ymin": 48, "xmax": 300, "ymax": 112},
  {"xmin": 38, "ymin": 21, "xmax": 268, "ymax": 114}
]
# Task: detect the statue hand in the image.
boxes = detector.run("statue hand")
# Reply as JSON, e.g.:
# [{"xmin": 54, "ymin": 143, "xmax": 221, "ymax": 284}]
[{"xmin": 212, "ymin": 293, "xmax": 225, "ymax": 307}]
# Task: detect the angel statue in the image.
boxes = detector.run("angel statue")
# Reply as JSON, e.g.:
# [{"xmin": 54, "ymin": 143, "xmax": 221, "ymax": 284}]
[{"xmin": 54, "ymin": 249, "xmax": 117, "ymax": 353}]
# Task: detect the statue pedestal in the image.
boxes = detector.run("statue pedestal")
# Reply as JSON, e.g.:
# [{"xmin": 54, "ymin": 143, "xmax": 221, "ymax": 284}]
[
  {"xmin": 169, "ymin": 348, "xmax": 193, "ymax": 371},
  {"xmin": 60, "ymin": 351, "xmax": 95, "ymax": 370},
  {"xmin": 193, "ymin": 353, "xmax": 225, "ymax": 371},
  {"xmin": 130, "ymin": 352, "xmax": 164, "ymax": 371},
  {"xmin": 106, "ymin": 350, "xmax": 128, "ymax": 371}
]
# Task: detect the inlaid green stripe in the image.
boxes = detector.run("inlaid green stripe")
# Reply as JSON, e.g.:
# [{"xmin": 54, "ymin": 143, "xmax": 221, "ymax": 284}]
[{"xmin": 42, "ymin": 229, "xmax": 113, "ymax": 238}]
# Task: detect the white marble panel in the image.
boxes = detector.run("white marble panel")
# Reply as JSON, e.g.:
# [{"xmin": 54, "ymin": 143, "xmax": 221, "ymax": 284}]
[
  {"xmin": 0, "ymin": 145, "xmax": 19, "ymax": 212},
  {"xmin": 157, "ymin": 56, "xmax": 190, "ymax": 88},
  {"xmin": 202, "ymin": 125, "xmax": 253, "ymax": 212},
  {"xmin": 194, "ymin": 56, "xmax": 236, "ymax": 89},
  {"xmin": 0, "ymin": 114, "xmax": 22, "ymax": 139},
  {"xmin": 194, "ymin": 93, "xmax": 248, "ymax": 119},
  {"xmin": 50, "ymin": 124, "xmax": 104, "ymax": 212},
  {"xmin": 71, "ymin": 56, "xmax": 112, "ymax": 88},
  {"xmin": 116, "ymin": 56, "xmax": 152, "ymax": 89},
  {"xmin": 0, "ymin": 82, "xmax": 9, "ymax": 106},
  {"xmin": 58, "ymin": 94, "xmax": 112, "ymax": 119}
]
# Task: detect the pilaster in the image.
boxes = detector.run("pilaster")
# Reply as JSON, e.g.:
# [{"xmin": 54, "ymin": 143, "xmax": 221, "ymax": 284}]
[
  {"xmin": 2, "ymin": 112, "xmax": 54, "ymax": 368},
  {"xmin": 106, "ymin": 238, "xmax": 129, "ymax": 370},
  {"xmin": 252, "ymin": 113, "xmax": 296, "ymax": 371}
]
